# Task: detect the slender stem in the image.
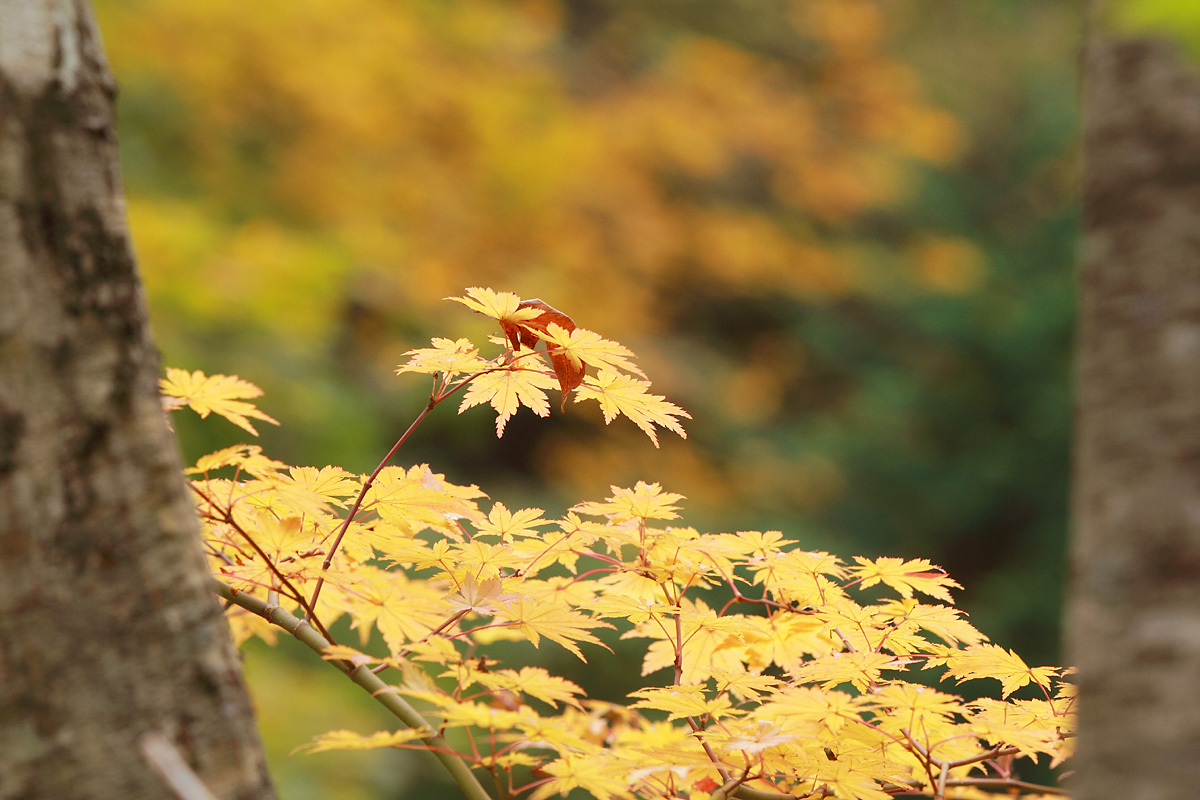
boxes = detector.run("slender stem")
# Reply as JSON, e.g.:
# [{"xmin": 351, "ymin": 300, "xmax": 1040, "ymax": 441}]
[
  {"xmin": 306, "ymin": 360, "xmax": 523, "ymax": 620},
  {"xmin": 395, "ymin": 608, "xmax": 471, "ymax": 660},
  {"xmin": 306, "ymin": 398, "xmax": 437, "ymax": 618},
  {"xmin": 902, "ymin": 728, "xmax": 938, "ymax": 795},
  {"xmin": 943, "ymin": 744, "xmax": 1019, "ymax": 769},
  {"xmin": 213, "ymin": 580, "xmax": 494, "ymax": 800},
  {"xmin": 944, "ymin": 777, "xmax": 1068, "ymax": 795}
]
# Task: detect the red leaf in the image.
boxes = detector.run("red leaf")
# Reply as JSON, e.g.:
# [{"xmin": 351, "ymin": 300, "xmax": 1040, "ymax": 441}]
[{"xmin": 507, "ymin": 299, "xmax": 585, "ymax": 401}]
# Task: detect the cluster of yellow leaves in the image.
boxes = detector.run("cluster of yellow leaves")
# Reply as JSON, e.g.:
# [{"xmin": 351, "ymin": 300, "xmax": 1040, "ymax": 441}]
[
  {"xmin": 169, "ymin": 334, "xmax": 1072, "ymax": 800},
  {"xmin": 399, "ymin": 288, "xmax": 690, "ymax": 445}
]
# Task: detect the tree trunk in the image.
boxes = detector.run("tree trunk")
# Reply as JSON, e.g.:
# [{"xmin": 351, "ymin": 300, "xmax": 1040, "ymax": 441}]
[
  {"xmin": 0, "ymin": 2, "xmax": 277, "ymax": 798},
  {"xmin": 1068, "ymin": 6, "xmax": 1200, "ymax": 799}
]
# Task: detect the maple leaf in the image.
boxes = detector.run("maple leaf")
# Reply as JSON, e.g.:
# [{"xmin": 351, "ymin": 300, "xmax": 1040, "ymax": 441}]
[
  {"xmin": 506, "ymin": 597, "xmax": 609, "ymax": 661},
  {"xmin": 395, "ymin": 337, "xmax": 487, "ymax": 376},
  {"xmin": 540, "ymin": 324, "xmax": 645, "ymax": 378},
  {"xmin": 589, "ymin": 595, "xmax": 676, "ymax": 624},
  {"xmin": 448, "ymin": 287, "xmax": 541, "ymax": 328},
  {"xmin": 318, "ymin": 644, "xmax": 380, "ymax": 669},
  {"xmin": 474, "ymin": 502, "xmax": 550, "ymax": 540},
  {"xmin": 473, "ymin": 666, "xmax": 586, "ymax": 710},
  {"xmin": 161, "ymin": 368, "xmax": 279, "ymax": 435},
  {"xmin": 629, "ymin": 685, "xmax": 735, "ymax": 721},
  {"xmin": 334, "ymin": 565, "xmax": 453, "ymax": 652},
  {"xmin": 218, "ymin": 510, "xmax": 323, "ymax": 591},
  {"xmin": 928, "ymin": 643, "xmax": 1060, "ymax": 699},
  {"xmin": 188, "ymin": 444, "xmax": 287, "ymax": 478},
  {"xmin": 528, "ymin": 751, "xmax": 631, "ymax": 800},
  {"xmin": 792, "ymin": 650, "xmax": 900, "ymax": 693},
  {"xmin": 812, "ymin": 761, "xmax": 893, "ymax": 800},
  {"xmin": 458, "ymin": 366, "xmax": 560, "ymax": 436},
  {"xmin": 968, "ymin": 697, "xmax": 1070, "ymax": 759},
  {"xmin": 363, "ymin": 464, "xmax": 485, "ymax": 537},
  {"xmin": 572, "ymin": 481, "xmax": 685, "ymax": 522},
  {"xmin": 296, "ymin": 728, "xmax": 432, "ymax": 754},
  {"xmin": 848, "ymin": 556, "xmax": 960, "ymax": 603},
  {"xmin": 448, "ymin": 540, "xmax": 529, "ymax": 583},
  {"xmin": 627, "ymin": 600, "xmax": 751, "ymax": 683},
  {"xmin": 444, "ymin": 296, "xmax": 583, "ymax": 402},
  {"xmin": 873, "ymin": 682, "xmax": 962, "ymax": 723},
  {"xmin": 876, "ymin": 599, "xmax": 985, "ymax": 647},
  {"xmin": 757, "ymin": 685, "xmax": 868, "ymax": 736},
  {"xmin": 717, "ymin": 724, "xmax": 795, "ymax": 756},
  {"xmin": 274, "ymin": 466, "xmax": 361, "ymax": 509},
  {"xmin": 736, "ymin": 612, "xmax": 831, "ymax": 673},
  {"xmin": 574, "ymin": 369, "xmax": 690, "ymax": 447}
]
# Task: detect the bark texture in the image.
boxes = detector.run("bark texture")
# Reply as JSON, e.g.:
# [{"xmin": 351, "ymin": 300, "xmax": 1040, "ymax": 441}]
[
  {"xmin": 1068, "ymin": 16, "xmax": 1200, "ymax": 800},
  {"xmin": 0, "ymin": 3, "xmax": 277, "ymax": 799}
]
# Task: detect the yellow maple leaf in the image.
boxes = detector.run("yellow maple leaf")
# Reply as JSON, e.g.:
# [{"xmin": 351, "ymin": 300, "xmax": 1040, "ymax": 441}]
[
  {"xmin": 458, "ymin": 366, "xmax": 559, "ymax": 437},
  {"xmin": 968, "ymin": 697, "xmax": 1071, "ymax": 759},
  {"xmin": 629, "ymin": 685, "xmax": 735, "ymax": 721},
  {"xmin": 473, "ymin": 666, "xmax": 586, "ymax": 710},
  {"xmin": 474, "ymin": 502, "xmax": 550, "ymax": 540},
  {"xmin": 334, "ymin": 565, "xmax": 453, "ymax": 652},
  {"xmin": 876, "ymin": 599, "xmax": 985, "ymax": 648},
  {"xmin": 395, "ymin": 337, "xmax": 487, "ymax": 376},
  {"xmin": 873, "ymin": 682, "xmax": 962, "ymax": 723},
  {"xmin": 506, "ymin": 597, "xmax": 609, "ymax": 661},
  {"xmin": 574, "ymin": 369, "xmax": 690, "ymax": 447},
  {"xmin": 218, "ymin": 510, "xmax": 323, "ymax": 590},
  {"xmin": 446, "ymin": 540, "xmax": 526, "ymax": 584},
  {"xmin": 448, "ymin": 287, "xmax": 541, "ymax": 325},
  {"xmin": 849, "ymin": 556, "xmax": 960, "ymax": 603},
  {"xmin": 928, "ymin": 643, "xmax": 1060, "ymax": 699},
  {"xmin": 589, "ymin": 595, "xmax": 676, "ymax": 623},
  {"xmin": 161, "ymin": 368, "xmax": 279, "ymax": 435},
  {"xmin": 572, "ymin": 481, "xmax": 685, "ymax": 522},
  {"xmin": 528, "ymin": 751, "xmax": 632, "ymax": 800},
  {"xmin": 296, "ymin": 728, "xmax": 432, "ymax": 754},
  {"xmin": 757, "ymin": 685, "xmax": 868, "ymax": 736},
  {"xmin": 709, "ymin": 668, "xmax": 782, "ymax": 700},
  {"xmin": 626, "ymin": 600, "xmax": 751, "ymax": 684},
  {"xmin": 812, "ymin": 760, "xmax": 894, "ymax": 800},
  {"xmin": 792, "ymin": 650, "xmax": 900, "ymax": 693},
  {"xmin": 363, "ymin": 464, "xmax": 485, "ymax": 536},
  {"xmin": 277, "ymin": 466, "xmax": 361, "ymax": 508},
  {"xmin": 187, "ymin": 444, "xmax": 287, "ymax": 478},
  {"xmin": 736, "ymin": 611, "xmax": 831, "ymax": 673},
  {"xmin": 539, "ymin": 324, "xmax": 646, "ymax": 377}
]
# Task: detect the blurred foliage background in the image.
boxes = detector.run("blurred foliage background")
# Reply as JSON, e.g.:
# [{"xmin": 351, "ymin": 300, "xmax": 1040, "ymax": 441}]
[{"xmin": 93, "ymin": 0, "xmax": 1082, "ymax": 796}]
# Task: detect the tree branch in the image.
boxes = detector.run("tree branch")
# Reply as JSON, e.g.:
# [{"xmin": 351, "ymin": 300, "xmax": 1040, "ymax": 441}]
[{"xmin": 213, "ymin": 580, "xmax": 495, "ymax": 800}]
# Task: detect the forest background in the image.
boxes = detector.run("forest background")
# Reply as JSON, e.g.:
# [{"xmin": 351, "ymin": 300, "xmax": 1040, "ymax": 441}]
[{"xmin": 92, "ymin": 1, "xmax": 1083, "ymax": 797}]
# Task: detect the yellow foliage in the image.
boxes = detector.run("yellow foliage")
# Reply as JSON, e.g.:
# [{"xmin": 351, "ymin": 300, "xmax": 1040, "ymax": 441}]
[
  {"xmin": 161, "ymin": 368, "xmax": 279, "ymax": 435},
  {"xmin": 172, "ymin": 289, "xmax": 1073, "ymax": 800}
]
